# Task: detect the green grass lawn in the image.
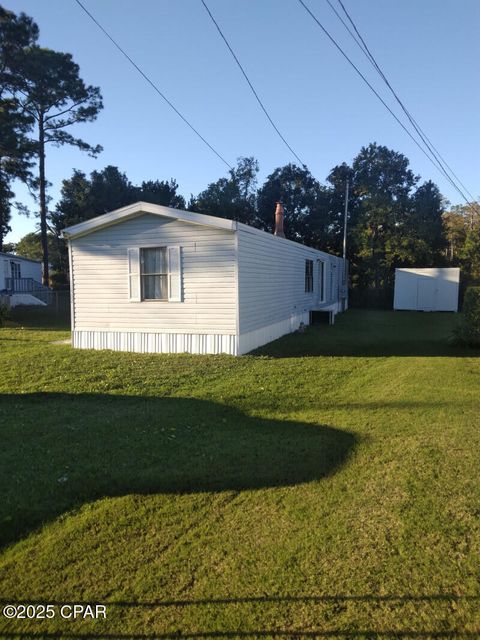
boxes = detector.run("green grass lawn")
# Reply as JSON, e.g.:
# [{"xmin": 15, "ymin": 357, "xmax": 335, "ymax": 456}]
[{"xmin": 0, "ymin": 310, "xmax": 479, "ymax": 639}]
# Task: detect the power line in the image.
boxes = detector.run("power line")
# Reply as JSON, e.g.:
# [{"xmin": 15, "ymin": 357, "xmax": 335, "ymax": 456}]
[
  {"xmin": 325, "ymin": 0, "xmax": 472, "ymax": 203},
  {"xmin": 297, "ymin": 0, "xmax": 473, "ymax": 207},
  {"xmin": 74, "ymin": 0, "xmax": 233, "ymax": 170},
  {"xmin": 331, "ymin": 0, "xmax": 477, "ymax": 205},
  {"xmin": 201, "ymin": 0, "xmax": 306, "ymax": 167}
]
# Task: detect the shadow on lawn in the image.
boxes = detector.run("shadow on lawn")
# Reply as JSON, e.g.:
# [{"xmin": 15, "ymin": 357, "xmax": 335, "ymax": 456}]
[
  {"xmin": 2, "ymin": 631, "xmax": 480, "ymax": 639},
  {"xmin": 253, "ymin": 310, "xmax": 480, "ymax": 359},
  {"xmin": 2, "ymin": 594, "xmax": 480, "ymax": 638},
  {"xmin": 0, "ymin": 393, "xmax": 356, "ymax": 548}
]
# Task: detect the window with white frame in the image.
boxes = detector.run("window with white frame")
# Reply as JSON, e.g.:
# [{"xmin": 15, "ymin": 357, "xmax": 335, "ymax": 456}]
[
  {"xmin": 128, "ymin": 246, "xmax": 182, "ymax": 302},
  {"xmin": 141, "ymin": 247, "xmax": 168, "ymax": 300},
  {"xmin": 305, "ymin": 259, "xmax": 314, "ymax": 293}
]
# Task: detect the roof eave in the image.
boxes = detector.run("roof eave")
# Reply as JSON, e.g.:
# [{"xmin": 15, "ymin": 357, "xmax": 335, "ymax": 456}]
[{"xmin": 61, "ymin": 201, "xmax": 237, "ymax": 239}]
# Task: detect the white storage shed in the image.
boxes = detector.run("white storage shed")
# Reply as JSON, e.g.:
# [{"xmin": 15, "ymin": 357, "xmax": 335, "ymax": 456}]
[
  {"xmin": 393, "ymin": 267, "xmax": 460, "ymax": 312},
  {"xmin": 63, "ymin": 201, "xmax": 347, "ymax": 355}
]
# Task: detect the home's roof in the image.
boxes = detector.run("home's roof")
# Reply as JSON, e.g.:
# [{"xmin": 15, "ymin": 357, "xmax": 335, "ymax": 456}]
[
  {"xmin": 0, "ymin": 251, "xmax": 41, "ymax": 264},
  {"xmin": 61, "ymin": 200, "xmax": 339, "ymax": 260},
  {"xmin": 61, "ymin": 201, "xmax": 237, "ymax": 239}
]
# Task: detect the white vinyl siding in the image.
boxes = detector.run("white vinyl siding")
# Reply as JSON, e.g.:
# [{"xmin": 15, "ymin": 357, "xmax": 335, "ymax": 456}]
[
  {"xmin": 70, "ymin": 214, "xmax": 237, "ymax": 334},
  {"xmin": 237, "ymin": 225, "xmax": 343, "ymax": 336}
]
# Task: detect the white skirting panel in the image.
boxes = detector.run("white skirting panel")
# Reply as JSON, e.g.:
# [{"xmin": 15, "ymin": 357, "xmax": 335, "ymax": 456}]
[
  {"xmin": 72, "ymin": 331, "xmax": 238, "ymax": 355},
  {"xmin": 238, "ymin": 311, "xmax": 310, "ymax": 355}
]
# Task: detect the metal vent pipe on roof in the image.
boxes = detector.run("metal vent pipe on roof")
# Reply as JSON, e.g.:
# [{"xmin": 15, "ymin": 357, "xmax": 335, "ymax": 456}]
[{"xmin": 274, "ymin": 202, "xmax": 285, "ymax": 238}]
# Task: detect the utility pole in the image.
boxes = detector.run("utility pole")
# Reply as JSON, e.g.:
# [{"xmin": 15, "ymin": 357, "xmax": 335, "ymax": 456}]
[
  {"xmin": 342, "ymin": 178, "xmax": 349, "ymax": 260},
  {"xmin": 341, "ymin": 178, "xmax": 349, "ymax": 312}
]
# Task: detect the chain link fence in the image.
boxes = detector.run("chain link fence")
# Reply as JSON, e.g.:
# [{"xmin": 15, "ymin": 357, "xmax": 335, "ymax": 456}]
[{"xmin": 8, "ymin": 289, "xmax": 71, "ymax": 327}]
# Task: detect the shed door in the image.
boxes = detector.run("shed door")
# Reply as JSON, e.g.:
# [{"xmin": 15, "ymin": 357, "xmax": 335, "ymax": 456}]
[{"xmin": 417, "ymin": 277, "xmax": 436, "ymax": 311}]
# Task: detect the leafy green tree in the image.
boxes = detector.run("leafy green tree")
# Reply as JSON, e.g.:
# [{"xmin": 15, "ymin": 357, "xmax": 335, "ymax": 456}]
[
  {"xmin": 51, "ymin": 166, "xmax": 135, "ymax": 279},
  {"xmin": 443, "ymin": 208, "xmax": 468, "ymax": 262},
  {"xmin": 193, "ymin": 157, "xmax": 259, "ymax": 225},
  {"xmin": 2, "ymin": 240, "xmax": 15, "ymax": 253},
  {"xmin": 325, "ymin": 162, "xmax": 357, "ymax": 255},
  {"xmin": 461, "ymin": 227, "xmax": 480, "ymax": 281},
  {"xmin": 87, "ymin": 166, "xmax": 137, "ymax": 215},
  {"xmin": 440, "ymin": 201, "xmax": 480, "ymax": 297},
  {"xmin": 50, "ymin": 169, "xmax": 91, "ymax": 234},
  {"xmin": 0, "ymin": 5, "xmax": 38, "ymax": 249},
  {"xmin": 53, "ymin": 167, "xmax": 187, "ymax": 236},
  {"xmin": 52, "ymin": 166, "xmax": 188, "ymax": 281},
  {"xmin": 14, "ymin": 231, "xmax": 61, "ymax": 266},
  {"xmin": 257, "ymin": 163, "xmax": 326, "ymax": 242},
  {"xmin": 10, "ymin": 44, "xmax": 103, "ymax": 283},
  {"xmin": 442, "ymin": 202, "xmax": 480, "ymax": 283},
  {"xmin": 139, "ymin": 179, "xmax": 186, "ymax": 210},
  {"xmin": 349, "ymin": 143, "xmax": 420, "ymax": 292},
  {"xmin": 410, "ymin": 180, "xmax": 445, "ymax": 264}
]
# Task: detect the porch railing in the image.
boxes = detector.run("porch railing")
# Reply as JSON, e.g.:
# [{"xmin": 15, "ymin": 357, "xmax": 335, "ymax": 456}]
[{"xmin": 5, "ymin": 277, "xmax": 49, "ymax": 294}]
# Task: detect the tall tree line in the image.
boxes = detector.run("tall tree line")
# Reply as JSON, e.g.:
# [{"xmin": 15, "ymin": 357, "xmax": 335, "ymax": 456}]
[
  {"xmin": 3, "ymin": 6, "xmax": 477, "ymax": 302},
  {"xmin": 0, "ymin": 4, "xmax": 102, "ymax": 283},
  {"xmin": 14, "ymin": 143, "xmax": 467, "ymax": 303}
]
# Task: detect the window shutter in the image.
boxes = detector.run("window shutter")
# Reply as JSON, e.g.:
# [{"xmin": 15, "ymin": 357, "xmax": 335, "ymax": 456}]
[
  {"xmin": 127, "ymin": 248, "xmax": 141, "ymax": 301},
  {"xmin": 168, "ymin": 246, "xmax": 182, "ymax": 302}
]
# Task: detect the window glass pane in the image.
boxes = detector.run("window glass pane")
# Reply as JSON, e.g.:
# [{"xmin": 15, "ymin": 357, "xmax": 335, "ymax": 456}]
[
  {"xmin": 11, "ymin": 262, "xmax": 21, "ymax": 279},
  {"xmin": 305, "ymin": 260, "xmax": 313, "ymax": 292},
  {"xmin": 142, "ymin": 274, "xmax": 168, "ymax": 300},
  {"xmin": 141, "ymin": 248, "xmax": 167, "ymax": 274},
  {"xmin": 169, "ymin": 248, "xmax": 179, "ymax": 274},
  {"xmin": 319, "ymin": 261, "xmax": 325, "ymax": 301}
]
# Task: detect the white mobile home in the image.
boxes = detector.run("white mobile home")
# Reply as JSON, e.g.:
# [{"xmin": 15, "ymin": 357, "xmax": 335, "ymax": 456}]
[
  {"xmin": 1, "ymin": 252, "xmax": 42, "ymax": 292},
  {"xmin": 394, "ymin": 267, "xmax": 460, "ymax": 312},
  {"xmin": 63, "ymin": 202, "xmax": 347, "ymax": 355}
]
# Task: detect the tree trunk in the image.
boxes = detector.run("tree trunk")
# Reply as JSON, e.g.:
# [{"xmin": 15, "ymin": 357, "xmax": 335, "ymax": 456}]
[
  {"xmin": 0, "ymin": 163, "xmax": 7, "ymax": 252},
  {"xmin": 38, "ymin": 117, "xmax": 49, "ymax": 286}
]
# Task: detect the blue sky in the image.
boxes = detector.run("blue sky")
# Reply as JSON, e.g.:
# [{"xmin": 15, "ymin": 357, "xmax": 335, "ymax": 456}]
[{"xmin": 5, "ymin": 0, "xmax": 480, "ymax": 243}]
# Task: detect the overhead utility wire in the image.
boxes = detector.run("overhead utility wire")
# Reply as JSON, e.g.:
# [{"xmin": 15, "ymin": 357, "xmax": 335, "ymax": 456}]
[
  {"xmin": 297, "ymin": 0, "xmax": 471, "ymax": 206},
  {"xmin": 201, "ymin": 0, "xmax": 306, "ymax": 167},
  {"xmin": 74, "ymin": 0, "xmax": 233, "ymax": 169},
  {"xmin": 326, "ymin": 0, "xmax": 473, "ymax": 207},
  {"xmin": 331, "ymin": 0, "xmax": 477, "ymax": 205}
]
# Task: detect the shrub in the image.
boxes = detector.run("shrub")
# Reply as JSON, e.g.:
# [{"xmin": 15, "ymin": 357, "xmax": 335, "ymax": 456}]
[{"xmin": 452, "ymin": 286, "xmax": 480, "ymax": 346}]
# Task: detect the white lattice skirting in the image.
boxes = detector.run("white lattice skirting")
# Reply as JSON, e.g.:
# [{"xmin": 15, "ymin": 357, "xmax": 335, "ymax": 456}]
[
  {"xmin": 73, "ymin": 312, "xmax": 313, "ymax": 356},
  {"xmin": 72, "ymin": 330, "xmax": 238, "ymax": 355}
]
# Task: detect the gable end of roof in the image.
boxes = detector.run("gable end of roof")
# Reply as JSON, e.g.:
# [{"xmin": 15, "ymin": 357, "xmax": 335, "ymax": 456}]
[{"xmin": 61, "ymin": 201, "xmax": 237, "ymax": 239}]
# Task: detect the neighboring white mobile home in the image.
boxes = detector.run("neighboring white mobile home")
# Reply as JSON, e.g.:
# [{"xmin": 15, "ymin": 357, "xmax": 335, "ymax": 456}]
[
  {"xmin": 393, "ymin": 267, "xmax": 460, "ymax": 312},
  {"xmin": 63, "ymin": 202, "xmax": 347, "ymax": 355},
  {"xmin": 1, "ymin": 252, "xmax": 42, "ymax": 292}
]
